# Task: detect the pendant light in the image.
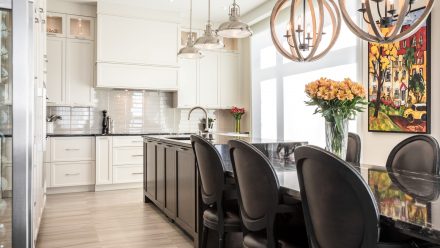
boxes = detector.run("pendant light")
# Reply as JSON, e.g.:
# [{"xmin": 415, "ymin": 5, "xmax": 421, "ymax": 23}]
[
  {"xmin": 217, "ymin": 0, "xmax": 253, "ymax": 39},
  {"xmin": 178, "ymin": 0, "xmax": 203, "ymax": 59},
  {"xmin": 339, "ymin": 0, "xmax": 435, "ymax": 44},
  {"xmin": 195, "ymin": 0, "xmax": 224, "ymax": 49},
  {"xmin": 270, "ymin": 0, "xmax": 341, "ymax": 62}
]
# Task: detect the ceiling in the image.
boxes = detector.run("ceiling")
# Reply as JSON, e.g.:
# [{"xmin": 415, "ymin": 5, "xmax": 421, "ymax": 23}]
[{"xmin": 62, "ymin": 0, "xmax": 269, "ymax": 22}]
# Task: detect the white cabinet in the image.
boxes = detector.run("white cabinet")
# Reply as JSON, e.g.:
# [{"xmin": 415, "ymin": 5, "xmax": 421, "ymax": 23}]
[
  {"xmin": 46, "ymin": 14, "xmax": 95, "ymax": 106},
  {"xmin": 97, "ymin": 14, "xmax": 178, "ymax": 66},
  {"xmin": 96, "ymin": 63, "xmax": 178, "ymax": 90},
  {"xmin": 177, "ymin": 51, "xmax": 240, "ymax": 109},
  {"xmin": 50, "ymin": 137, "xmax": 94, "ymax": 162},
  {"xmin": 219, "ymin": 53, "xmax": 241, "ymax": 108},
  {"xmin": 46, "ymin": 37, "xmax": 66, "ymax": 104},
  {"xmin": 47, "ymin": 12, "xmax": 66, "ymax": 37},
  {"xmin": 96, "ymin": 14, "xmax": 179, "ymax": 90},
  {"xmin": 177, "ymin": 59, "xmax": 198, "ymax": 108},
  {"xmin": 112, "ymin": 136, "xmax": 144, "ymax": 185},
  {"xmin": 66, "ymin": 39, "xmax": 94, "ymax": 106},
  {"xmin": 113, "ymin": 165, "xmax": 143, "ymax": 184},
  {"xmin": 95, "ymin": 136, "xmax": 113, "ymax": 185},
  {"xmin": 50, "ymin": 162, "xmax": 95, "ymax": 187},
  {"xmin": 199, "ymin": 52, "xmax": 219, "ymax": 108}
]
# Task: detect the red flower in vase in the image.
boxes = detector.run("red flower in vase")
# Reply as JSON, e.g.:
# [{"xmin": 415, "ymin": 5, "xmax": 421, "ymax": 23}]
[{"xmin": 231, "ymin": 106, "xmax": 246, "ymax": 120}]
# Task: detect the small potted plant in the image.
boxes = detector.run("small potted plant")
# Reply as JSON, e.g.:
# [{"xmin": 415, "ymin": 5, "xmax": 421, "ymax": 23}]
[{"xmin": 230, "ymin": 106, "xmax": 246, "ymax": 133}]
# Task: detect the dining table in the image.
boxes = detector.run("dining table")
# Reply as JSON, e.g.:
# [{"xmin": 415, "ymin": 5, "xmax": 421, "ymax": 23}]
[{"xmin": 214, "ymin": 143, "xmax": 440, "ymax": 245}]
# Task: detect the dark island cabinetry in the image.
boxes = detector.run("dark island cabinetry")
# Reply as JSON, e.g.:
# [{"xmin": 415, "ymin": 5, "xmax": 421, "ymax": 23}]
[{"xmin": 143, "ymin": 138, "xmax": 197, "ymax": 240}]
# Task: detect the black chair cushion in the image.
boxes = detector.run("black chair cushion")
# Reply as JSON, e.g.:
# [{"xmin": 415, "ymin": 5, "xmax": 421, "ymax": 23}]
[{"xmin": 203, "ymin": 207, "xmax": 241, "ymax": 229}]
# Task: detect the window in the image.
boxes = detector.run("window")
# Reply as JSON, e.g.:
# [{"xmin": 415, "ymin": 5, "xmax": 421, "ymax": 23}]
[{"xmin": 251, "ymin": 3, "xmax": 361, "ymax": 146}]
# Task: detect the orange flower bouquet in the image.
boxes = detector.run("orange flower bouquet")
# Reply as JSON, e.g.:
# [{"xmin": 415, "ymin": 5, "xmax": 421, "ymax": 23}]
[{"xmin": 305, "ymin": 78, "xmax": 367, "ymax": 158}]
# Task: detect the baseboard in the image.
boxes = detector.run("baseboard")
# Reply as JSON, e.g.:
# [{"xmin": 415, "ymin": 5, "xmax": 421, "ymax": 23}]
[
  {"xmin": 47, "ymin": 185, "xmax": 95, "ymax": 194},
  {"xmin": 94, "ymin": 183, "xmax": 143, "ymax": 191}
]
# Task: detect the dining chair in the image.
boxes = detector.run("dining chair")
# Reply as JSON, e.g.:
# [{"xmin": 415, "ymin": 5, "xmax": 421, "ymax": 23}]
[
  {"xmin": 346, "ymin": 132, "xmax": 361, "ymax": 163},
  {"xmin": 386, "ymin": 135, "xmax": 440, "ymax": 175},
  {"xmin": 191, "ymin": 135, "xmax": 242, "ymax": 248},
  {"xmin": 294, "ymin": 145, "xmax": 411, "ymax": 248},
  {"xmin": 228, "ymin": 139, "xmax": 308, "ymax": 248}
]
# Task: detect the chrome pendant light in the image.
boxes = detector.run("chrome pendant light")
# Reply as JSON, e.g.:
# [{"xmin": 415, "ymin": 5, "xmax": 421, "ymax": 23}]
[
  {"xmin": 270, "ymin": 0, "xmax": 341, "ymax": 62},
  {"xmin": 195, "ymin": 0, "xmax": 224, "ymax": 49},
  {"xmin": 339, "ymin": 0, "xmax": 435, "ymax": 44},
  {"xmin": 178, "ymin": 0, "xmax": 203, "ymax": 59},
  {"xmin": 217, "ymin": 0, "xmax": 253, "ymax": 39}
]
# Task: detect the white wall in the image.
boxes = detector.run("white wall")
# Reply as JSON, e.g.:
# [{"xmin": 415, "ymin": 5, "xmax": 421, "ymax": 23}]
[{"xmin": 360, "ymin": 4, "xmax": 440, "ymax": 165}]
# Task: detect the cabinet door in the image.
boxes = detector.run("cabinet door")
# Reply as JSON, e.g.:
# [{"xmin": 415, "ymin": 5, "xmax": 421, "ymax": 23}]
[
  {"xmin": 46, "ymin": 12, "xmax": 66, "ymax": 37},
  {"xmin": 164, "ymin": 146, "xmax": 177, "ymax": 218},
  {"xmin": 67, "ymin": 15, "xmax": 95, "ymax": 40},
  {"xmin": 46, "ymin": 37, "xmax": 66, "ymax": 104},
  {"xmin": 176, "ymin": 146, "xmax": 196, "ymax": 234},
  {"xmin": 95, "ymin": 136, "xmax": 112, "ymax": 185},
  {"xmin": 177, "ymin": 59, "xmax": 198, "ymax": 108},
  {"xmin": 156, "ymin": 145, "xmax": 166, "ymax": 208},
  {"xmin": 145, "ymin": 141, "xmax": 156, "ymax": 199},
  {"xmin": 97, "ymin": 15, "xmax": 178, "ymax": 67},
  {"xmin": 219, "ymin": 53, "xmax": 240, "ymax": 109},
  {"xmin": 66, "ymin": 39, "xmax": 94, "ymax": 106},
  {"xmin": 199, "ymin": 52, "xmax": 219, "ymax": 108}
]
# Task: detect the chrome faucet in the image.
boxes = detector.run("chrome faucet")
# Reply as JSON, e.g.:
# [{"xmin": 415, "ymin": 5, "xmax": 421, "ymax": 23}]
[{"xmin": 188, "ymin": 106, "xmax": 210, "ymax": 134}]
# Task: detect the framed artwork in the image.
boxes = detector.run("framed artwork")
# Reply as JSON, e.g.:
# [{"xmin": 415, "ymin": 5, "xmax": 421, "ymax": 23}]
[{"xmin": 368, "ymin": 8, "xmax": 431, "ymax": 133}]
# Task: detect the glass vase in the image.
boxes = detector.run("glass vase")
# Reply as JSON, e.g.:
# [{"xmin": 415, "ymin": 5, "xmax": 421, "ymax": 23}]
[
  {"xmin": 234, "ymin": 118, "xmax": 241, "ymax": 133},
  {"xmin": 325, "ymin": 119, "xmax": 349, "ymax": 159}
]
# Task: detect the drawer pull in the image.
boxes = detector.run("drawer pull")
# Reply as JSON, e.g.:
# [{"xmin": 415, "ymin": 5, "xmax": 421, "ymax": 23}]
[
  {"xmin": 65, "ymin": 173, "xmax": 80, "ymax": 176},
  {"xmin": 132, "ymin": 155, "xmax": 143, "ymax": 157},
  {"xmin": 131, "ymin": 172, "xmax": 143, "ymax": 175},
  {"xmin": 65, "ymin": 148, "xmax": 80, "ymax": 151},
  {"xmin": 132, "ymin": 141, "xmax": 142, "ymax": 143}
]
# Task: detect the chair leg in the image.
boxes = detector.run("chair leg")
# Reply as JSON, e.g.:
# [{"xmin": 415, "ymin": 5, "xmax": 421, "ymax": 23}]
[
  {"xmin": 201, "ymin": 226, "xmax": 208, "ymax": 248},
  {"xmin": 218, "ymin": 231, "xmax": 225, "ymax": 248}
]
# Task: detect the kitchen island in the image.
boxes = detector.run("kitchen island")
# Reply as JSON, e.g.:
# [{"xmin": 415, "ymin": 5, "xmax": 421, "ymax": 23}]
[{"xmin": 143, "ymin": 133, "xmax": 307, "ymax": 247}]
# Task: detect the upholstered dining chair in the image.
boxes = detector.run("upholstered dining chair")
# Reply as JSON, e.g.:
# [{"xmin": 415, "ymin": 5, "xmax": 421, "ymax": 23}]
[
  {"xmin": 228, "ymin": 139, "xmax": 308, "ymax": 248},
  {"xmin": 295, "ymin": 145, "xmax": 411, "ymax": 248},
  {"xmin": 386, "ymin": 135, "xmax": 440, "ymax": 175},
  {"xmin": 346, "ymin": 132, "xmax": 361, "ymax": 163},
  {"xmin": 191, "ymin": 135, "xmax": 242, "ymax": 248}
]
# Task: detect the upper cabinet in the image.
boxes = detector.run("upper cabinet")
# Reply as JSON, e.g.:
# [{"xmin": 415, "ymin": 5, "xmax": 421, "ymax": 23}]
[
  {"xmin": 96, "ymin": 14, "xmax": 179, "ymax": 90},
  {"xmin": 46, "ymin": 12, "xmax": 95, "ymax": 106},
  {"xmin": 47, "ymin": 12, "xmax": 66, "ymax": 37},
  {"xmin": 177, "ymin": 51, "xmax": 241, "ymax": 109},
  {"xmin": 68, "ymin": 15, "xmax": 95, "ymax": 40}
]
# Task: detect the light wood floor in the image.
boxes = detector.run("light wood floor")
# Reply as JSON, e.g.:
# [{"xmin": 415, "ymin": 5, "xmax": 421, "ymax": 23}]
[{"xmin": 37, "ymin": 189, "xmax": 193, "ymax": 248}]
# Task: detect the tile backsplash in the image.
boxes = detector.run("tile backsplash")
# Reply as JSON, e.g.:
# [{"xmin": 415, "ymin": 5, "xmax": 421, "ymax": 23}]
[{"xmin": 47, "ymin": 89, "xmax": 224, "ymax": 134}]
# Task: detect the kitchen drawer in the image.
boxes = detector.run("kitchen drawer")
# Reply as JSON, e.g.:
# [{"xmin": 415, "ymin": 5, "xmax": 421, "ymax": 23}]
[
  {"xmin": 113, "ymin": 165, "xmax": 143, "ymax": 184},
  {"xmin": 112, "ymin": 136, "xmax": 143, "ymax": 147},
  {"xmin": 50, "ymin": 137, "xmax": 94, "ymax": 162},
  {"xmin": 113, "ymin": 147, "xmax": 143, "ymax": 165},
  {"xmin": 50, "ymin": 162, "xmax": 95, "ymax": 187}
]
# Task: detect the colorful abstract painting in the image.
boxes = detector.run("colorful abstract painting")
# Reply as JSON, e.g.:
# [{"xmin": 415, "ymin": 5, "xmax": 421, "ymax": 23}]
[{"xmin": 368, "ymin": 8, "xmax": 431, "ymax": 133}]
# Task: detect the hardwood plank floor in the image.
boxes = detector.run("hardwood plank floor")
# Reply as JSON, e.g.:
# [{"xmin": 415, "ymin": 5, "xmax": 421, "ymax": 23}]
[{"xmin": 37, "ymin": 189, "xmax": 193, "ymax": 248}]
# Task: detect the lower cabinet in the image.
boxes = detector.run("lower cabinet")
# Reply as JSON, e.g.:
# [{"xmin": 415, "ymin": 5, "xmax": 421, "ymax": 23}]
[
  {"xmin": 50, "ymin": 162, "xmax": 95, "ymax": 187},
  {"xmin": 176, "ymin": 146, "xmax": 196, "ymax": 235},
  {"xmin": 144, "ymin": 139, "xmax": 197, "ymax": 237}
]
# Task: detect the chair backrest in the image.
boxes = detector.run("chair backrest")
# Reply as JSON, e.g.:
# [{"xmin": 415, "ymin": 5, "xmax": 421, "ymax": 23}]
[
  {"xmin": 346, "ymin": 132, "xmax": 361, "ymax": 163},
  {"xmin": 295, "ymin": 146, "xmax": 380, "ymax": 248},
  {"xmin": 191, "ymin": 135, "xmax": 226, "ymax": 205},
  {"xmin": 386, "ymin": 135, "xmax": 440, "ymax": 175},
  {"xmin": 228, "ymin": 140, "xmax": 280, "ymax": 231}
]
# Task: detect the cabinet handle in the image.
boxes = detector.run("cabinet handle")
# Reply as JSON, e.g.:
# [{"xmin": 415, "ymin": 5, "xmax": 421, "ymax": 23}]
[
  {"xmin": 131, "ymin": 172, "xmax": 143, "ymax": 175},
  {"xmin": 41, "ymin": 19, "xmax": 46, "ymax": 24},
  {"xmin": 34, "ymin": 17, "xmax": 39, "ymax": 23},
  {"xmin": 65, "ymin": 148, "xmax": 80, "ymax": 151},
  {"xmin": 65, "ymin": 173, "xmax": 80, "ymax": 176},
  {"xmin": 131, "ymin": 140, "xmax": 142, "ymax": 143},
  {"xmin": 132, "ymin": 155, "xmax": 143, "ymax": 157},
  {"xmin": 39, "ymin": 7, "xmax": 44, "ymax": 13}
]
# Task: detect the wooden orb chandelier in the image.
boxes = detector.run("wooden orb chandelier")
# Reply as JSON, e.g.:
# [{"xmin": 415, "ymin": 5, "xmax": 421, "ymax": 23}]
[
  {"xmin": 339, "ymin": 0, "xmax": 435, "ymax": 44},
  {"xmin": 270, "ymin": 0, "xmax": 341, "ymax": 62}
]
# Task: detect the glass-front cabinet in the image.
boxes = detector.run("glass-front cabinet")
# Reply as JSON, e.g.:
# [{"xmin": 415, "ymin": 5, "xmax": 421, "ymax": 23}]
[
  {"xmin": 47, "ymin": 12, "xmax": 65, "ymax": 37},
  {"xmin": 68, "ymin": 15, "xmax": 94, "ymax": 40},
  {"xmin": 0, "ymin": 7, "xmax": 12, "ymax": 248}
]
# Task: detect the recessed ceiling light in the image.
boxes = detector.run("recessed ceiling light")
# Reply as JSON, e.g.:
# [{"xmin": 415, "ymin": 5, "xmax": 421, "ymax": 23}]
[{"xmin": 170, "ymin": 0, "xmax": 174, "ymax": 2}]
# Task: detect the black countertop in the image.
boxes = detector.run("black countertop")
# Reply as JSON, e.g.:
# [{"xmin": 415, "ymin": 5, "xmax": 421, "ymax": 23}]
[{"xmin": 47, "ymin": 133, "xmax": 195, "ymax": 138}]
